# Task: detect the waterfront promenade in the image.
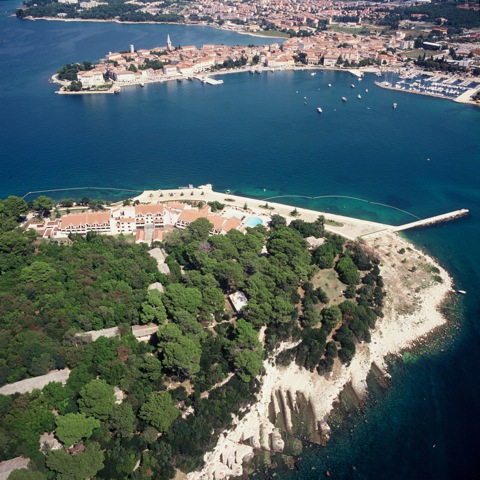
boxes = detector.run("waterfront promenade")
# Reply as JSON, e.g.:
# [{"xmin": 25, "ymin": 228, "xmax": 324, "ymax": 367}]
[
  {"xmin": 133, "ymin": 185, "xmax": 468, "ymax": 240},
  {"xmin": 54, "ymin": 62, "xmax": 480, "ymax": 106},
  {"xmin": 134, "ymin": 185, "xmax": 391, "ymax": 240}
]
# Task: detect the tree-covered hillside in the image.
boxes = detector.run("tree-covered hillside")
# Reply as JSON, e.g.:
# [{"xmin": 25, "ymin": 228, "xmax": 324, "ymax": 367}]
[
  {"xmin": 16, "ymin": 0, "xmax": 184, "ymax": 23},
  {"xmin": 0, "ymin": 196, "xmax": 383, "ymax": 479},
  {"xmin": 378, "ymin": 2, "xmax": 480, "ymax": 32}
]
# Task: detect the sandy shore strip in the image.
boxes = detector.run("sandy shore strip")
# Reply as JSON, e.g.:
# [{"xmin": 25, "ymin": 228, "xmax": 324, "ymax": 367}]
[
  {"xmin": 186, "ymin": 231, "xmax": 454, "ymax": 480},
  {"xmin": 134, "ymin": 185, "xmax": 393, "ymax": 240}
]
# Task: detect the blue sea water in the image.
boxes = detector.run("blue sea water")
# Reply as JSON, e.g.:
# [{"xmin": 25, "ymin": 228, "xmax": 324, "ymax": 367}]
[{"xmin": 1, "ymin": 2, "xmax": 480, "ymax": 479}]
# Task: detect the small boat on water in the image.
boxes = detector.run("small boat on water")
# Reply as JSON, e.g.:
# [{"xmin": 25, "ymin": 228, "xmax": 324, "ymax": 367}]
[
  {"xmin": 351, "ymin": 84, "xmax": 355, "ymax": 88},
  {"xmin": 365, "ymin": 88, "xmax": 369, "ymax": 93},
  {"xmin": 342, "ymin": 97, "xmax": 347, "ymax": 102},
  {"xmin": 317, "ymin": 107, "xmax": 323, "ymax": 113},
  {"xmin": 357, "ymin": 94, "xmax": 362, "ymax": 99},
  {"xmin": 311, "ymin": 72, "xmax": 316, "ymax": 76},
  {"xmin": 458, "ymin": 290, "xmax": 467, "ymax": 295},
  {"xmin": 328, "ymin": 83, "xmax": 332, "ymax": 87},
  {"xmin": 393, "ymin": 102, "xmax": 398, "ymax": 109},
  {"xmin": 139, "ymin": 82, "xmax": 145, "ymax": 87}
]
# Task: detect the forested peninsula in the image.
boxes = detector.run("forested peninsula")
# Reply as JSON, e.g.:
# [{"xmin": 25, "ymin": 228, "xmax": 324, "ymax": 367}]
[{"xmin": 0, "ymin": 193, "xmax": 452, "ymax": 480}]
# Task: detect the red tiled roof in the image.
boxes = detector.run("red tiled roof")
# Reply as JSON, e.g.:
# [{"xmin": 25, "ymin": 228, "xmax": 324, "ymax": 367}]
[
  {"xmin": 178, "ymin": 209, "xmax": 203, "ymax": 224},
  {"xmin": 207, "ymin": 215, "xmax": 225, "ymax": 231},
  {"xmin": 60, "ymin": 211, "xmax": 110, "ymax": 228},
  {"xmin": 166, "ymin": 202, "xmax": 186, "ymax": 211},
  {"xmin": 222, "ymin": 216, "xmax": 242, "ymax": 232},
  {"xmin": 135, "ymin": 204, "xmax": 164, "ymax": 215}
]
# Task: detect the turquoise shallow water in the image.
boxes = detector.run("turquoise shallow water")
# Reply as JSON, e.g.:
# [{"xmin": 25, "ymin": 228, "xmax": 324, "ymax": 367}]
[{"xmin": 1, "ymin": 3, "xmax": 480, "ymax": 479}]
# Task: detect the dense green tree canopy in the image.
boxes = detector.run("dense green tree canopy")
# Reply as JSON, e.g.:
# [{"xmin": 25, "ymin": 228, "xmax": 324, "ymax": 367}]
[
  {"xmin": 0, "ymin": 234, "xmax": 159, "ymax": 385},
  {"xmin": 321, "ymin": 305, "xmax": 342, "ymax": 333},
  {"xmin": 1, "ymin": 196, "xmax": 28, "ymax": 223},
  {"xmin": 0, "ymin": 195, "xmax": 384, "ymax": 477},
  {"xmin": 108, "ymin": 402, "xmax": 137, "ymax": 438},
  {"xmin": 336, "ymin": 255, "xmax": 360, "ymax": 285},
  {"xmin": 187, "ymin": 217, "xmax": 213, "ymax": 242},
  {"xmin": 268, "ymin": 228, "xmax": 311, "ymax": 280},
  {"xmin": 20, "ymin": 261, "xmax": 57, "ymax": 283},
  {"xmin": 46, "ymin": 442, "xmax": 105, "ymax": 480},
  {"xmin": 31, "ymin": 195, "xmax": 53, "ymax": 217},
  {"xmin": 160, "ymin": 333, "xmax": 202, "ymax": 378},
  {"xmin": 162, "ymin": 283, "xmax": 203, "ymax": 316},
  {"xmin": 140, "ymin": 290, "xmax": 167, "ymax": 324},
  {"xmin": 78, "ymin": 379, "xmax": 115, "ymax": 420},
  {"xmin": 8, "ymin": 470, "xmax": 47, "ymax": 480},
  {"xmin": 233, "ymin": 349, "xmax": 263, "ymax": 383},
  {"xmin": 55, "ymin": 413, "xmax": 100, "ymax": 447},
  {"xmin": 139, "ymin": 392, "xmax": 179, "ymax": 432}
]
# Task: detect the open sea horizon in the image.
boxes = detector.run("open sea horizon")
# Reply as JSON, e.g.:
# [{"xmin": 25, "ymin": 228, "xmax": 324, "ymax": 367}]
[{"xmin": 1, "ymin": 2, "xmax": 480, "ymax": 478}]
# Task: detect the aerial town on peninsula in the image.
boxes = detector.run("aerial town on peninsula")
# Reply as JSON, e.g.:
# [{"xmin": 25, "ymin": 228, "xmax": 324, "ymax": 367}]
[
  {"xmin": 41, "ymin": 0, "xmax": 480, "ymax": 101},
  {"xmin": 16, "ymin": 0, "xmax": 480, "ymax": 41}
]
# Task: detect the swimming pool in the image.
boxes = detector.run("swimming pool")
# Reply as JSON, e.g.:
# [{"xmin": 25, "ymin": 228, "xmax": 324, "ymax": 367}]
[{"xmin": 245, "ymin": 217, "xmax": 263, "ymax": 227}]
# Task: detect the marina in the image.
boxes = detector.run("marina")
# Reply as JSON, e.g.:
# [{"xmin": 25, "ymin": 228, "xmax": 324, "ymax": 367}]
[{"xmin": 375, "ymin": 71, "xmax": 480, "ymax": 102}]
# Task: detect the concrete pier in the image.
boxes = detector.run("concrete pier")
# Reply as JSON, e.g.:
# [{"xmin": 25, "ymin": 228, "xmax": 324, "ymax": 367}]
[
  {"xmin": 392, "ymin": 209, "xmax": 469, "ymax": 232},
  {"xmin": 194, "ymin": 76, "xmax": 224, "ymax": 85},
  {"xmin": 362, "ymin": 209, "xmax": 469, "ymax": 238}
]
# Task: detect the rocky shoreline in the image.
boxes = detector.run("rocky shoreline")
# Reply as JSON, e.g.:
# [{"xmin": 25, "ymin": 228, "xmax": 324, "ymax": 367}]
[{"xmin": 186, "ymin": 231, "xmax": 454, "ymax": 480}]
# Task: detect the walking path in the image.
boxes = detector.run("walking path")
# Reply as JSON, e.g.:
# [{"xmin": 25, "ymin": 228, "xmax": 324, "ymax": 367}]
[
  {"xmin": 0, "ymin": 369, "xmax": 70, "ymax": 395},
  {"xmin": 0, "ymin": 457, "xmax": 29, "ymax": 480}
]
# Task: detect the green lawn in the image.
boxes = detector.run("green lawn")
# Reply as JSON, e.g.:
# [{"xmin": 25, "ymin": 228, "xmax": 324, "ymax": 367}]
[
  {"xmin": 402, "ymin": 48, "xmax": 427, "ymax": 60},
  {"xmin": 311, "ymin": 269, "xmax": 345, "ymax": 306},
  {"xmin": 327, "ymin": 25, "xmax": 372, "ymax": 35}
]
